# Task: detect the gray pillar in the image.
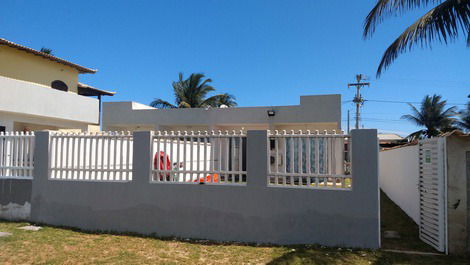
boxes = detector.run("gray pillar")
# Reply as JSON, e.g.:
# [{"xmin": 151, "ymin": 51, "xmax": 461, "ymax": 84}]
[
  {"xmin": 132, "ymin": 131, "xmax": 152, "ymax": 186},
  {"xmin": 30, "ymin": 131, "xmax": 51, "ymax": 221},
  {"xmin": 351, "ymin": 129, "xmax": 378, "ymax": 192},
  {"xmin": 246, "ymin": 130, "xmax": 268, "ymax": 188},
  {"xmin": 350, "ymin": 129, "xmax": 380, "ymax": 247}
]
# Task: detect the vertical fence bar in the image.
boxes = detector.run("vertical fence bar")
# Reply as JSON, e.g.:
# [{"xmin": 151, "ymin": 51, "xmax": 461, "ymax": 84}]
[
  {"xmin": 0, "ymin": 133, "xmax": 4, "ymax": 176},
  {"xmin": 77, "ymin": 134, "xmax": 82, "ymax": 180},
  {"xmin": 119, "ymin": 132, "xmax": 124, "ymax": 181},
  {"xmin": 225, "ymin": 133, "xmax": 229, "ymax": 183},
  {"xmin": 162, "ymin": 132, "xmax": 167, "ymax": 182},
  {"xmin": 176, "ymin": 132, "xmax": 180, "ymax": 182},
  {"xmin": 170, "ymin": 131, "xmax": 174, "ymax": 181},
  {"xmin": 72, "ymin": 134, "xmax": 77, "ymax": 180},
  {"xmin": 63, "ymin": 134, "xmax": 69, "ymax": 179},
  {"xmin": 155, "ymin": 132, "xmax": 160, "ymax": 181},
  {"xmin": 18, "ymin": 132, "xmax": 24, "ymax": 177},
  {"xmin": 196, "ymin": 133, "xmax": 200, "ymax": 182},
  {"xmin": 87, "ymin": 134, "xmax": 93, "ymax": 180},
  {"xmin": 13, "ymin": 132, "xmax": 17, "ymax": 177},
  {"xmin": 306, "ymin": 132, "xmax": 311, "ymax": 187},
  {"xmin": 96, "ymin": 133, "xmax": 101, "ymax": 180},
  {"xmin": 203, "ymin": 132, "xmax": 208, "ymax": 182},
  {"xmin": 183, "ymin": 132, "xmax": 187, "ymax": 181},
  {"xmin": 111, "ymin": 132, "xmax": 117, "ymax": 181},
  {"xmin": 105, "ymin": 133, "xmax": 110, "ymax": 181},
  {"xmin": 239, "ymin": 132, "xmax": 243, "ymax": 183},
  {"xmin": 189, "ymin": 132, "xmax": 194, "ymax": 182}
]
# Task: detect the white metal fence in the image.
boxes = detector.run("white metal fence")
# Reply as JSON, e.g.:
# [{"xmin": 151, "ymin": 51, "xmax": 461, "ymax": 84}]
[
  {"xmin": 151, "ymin": 131, "xmax": 246, "ymax": 185},
  {"xmin": 49, "ymin": 132, "xmax": 133, "ymax": 182},
  {"xmin": 0, "ymin": 132, "xmax": 35, "ymax": 179},
  {"xmin": 267, "ymin": 130, "xmax": 351, "ymax": 189}
]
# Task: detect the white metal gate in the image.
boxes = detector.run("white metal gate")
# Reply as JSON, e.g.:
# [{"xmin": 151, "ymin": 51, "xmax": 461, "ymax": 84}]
[{"xmin": 418, "ymin": 138, "xmax": 447, "ymax": 253}]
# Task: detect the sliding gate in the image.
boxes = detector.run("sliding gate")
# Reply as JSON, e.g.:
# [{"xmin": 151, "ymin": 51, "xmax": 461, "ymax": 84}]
[{"xmin": 418, "ymin": 138, "xmax": 447, "ymax": 253}]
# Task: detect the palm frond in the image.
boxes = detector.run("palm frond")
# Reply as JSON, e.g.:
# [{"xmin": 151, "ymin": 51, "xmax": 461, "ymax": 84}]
[
  {"xmin": 401, "ymin": 114, "xmax": 425, "ymax": 126},
  {"xmin": 178, "ymin": 101, "xmax": 191, "ymax": 108},
  {"xmin": 376, "ymin": 0, "xmax": 470, "ymax": 77},
  {"xmin": 456, "ymin": 101, "xmax": 470, "ymax": 131},
  {"xmin": 155, "ymin": 72, "xmax": 237, "ymax": 109},
  {"xmin": 201, "ymin": 93, "xmax": 237, "ymax": 108},
  {"xmin": 441, "ymin": 105, "xmax": 458, "ymax": 117},
  {"xmin": 149, "ymin": 99, "xmax": 177, "ymax": 109},
  {"xmin": 468, "ymin": 28, "xmax": 470, "ymax": 46},
  {"xmin": 405, "ymin": 129, "xmax": 427, "ymax": 141},
  {"xmin": 364, "ymin": 0, "xmax": 439, "ymax": 38}
]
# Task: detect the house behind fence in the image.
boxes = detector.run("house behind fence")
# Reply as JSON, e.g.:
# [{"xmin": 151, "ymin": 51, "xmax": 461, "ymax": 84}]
[{"xmin": 1, "ymin": 129, "xmax": 379, "ymax": 249}]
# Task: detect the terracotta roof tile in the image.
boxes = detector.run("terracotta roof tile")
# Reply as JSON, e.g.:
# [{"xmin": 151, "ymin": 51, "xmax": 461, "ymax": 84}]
[{"xmin": 0, "ymin": 38, "xmax": 97, "ymax": 74}]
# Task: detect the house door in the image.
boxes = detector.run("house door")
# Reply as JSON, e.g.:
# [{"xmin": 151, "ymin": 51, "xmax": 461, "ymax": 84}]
[{"xmin": 418, "ymin": 137, "xmax": 447, "ymax": 253}]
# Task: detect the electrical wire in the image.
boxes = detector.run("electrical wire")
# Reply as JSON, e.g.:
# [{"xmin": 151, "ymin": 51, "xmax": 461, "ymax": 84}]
[{"xmin": 364, "ymin": 99, "xmax": 467, "ymax": 106}]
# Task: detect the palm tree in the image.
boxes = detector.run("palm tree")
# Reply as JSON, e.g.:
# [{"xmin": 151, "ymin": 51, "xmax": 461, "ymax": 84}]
[
  {"xmin": 456, "ymin": 101, "xmax": 470, "ymax": 132},
  {"xmin": 150, "ymin": 73, "xmax": 237, "ymax": 109},
  {"xmin": 364, "ymin": 0, "xmax": 470, "ymax": 77},
  {"xmin": 402, "ymin": 95, "xmax": 457, "ymax": 140}
]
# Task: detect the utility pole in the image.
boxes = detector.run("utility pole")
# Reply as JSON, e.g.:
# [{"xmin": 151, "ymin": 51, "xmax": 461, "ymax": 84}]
[
  {"xmin": 347, "ymin": 110, "xmax": 350, "ymax": 134},
  {"xmin": 348, "ymin": 74, "xmax": 370, "ymax": 129}
]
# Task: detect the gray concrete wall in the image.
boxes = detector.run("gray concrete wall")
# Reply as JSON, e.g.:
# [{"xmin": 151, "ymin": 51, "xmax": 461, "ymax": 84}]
[
  {"xmin": 102, "ymin": 94, "xmax": 341, "ymax": 131},
  {"xmin": 0, "ymin": 179, "xmax": 32, "ymax": 220},
  {"xmin": 30, "ymin": 129, "xmax": 379, "ymax": 248},
  {"xmin": 446, "ymin": 135, "xmax": 470, "ymax": 254}
]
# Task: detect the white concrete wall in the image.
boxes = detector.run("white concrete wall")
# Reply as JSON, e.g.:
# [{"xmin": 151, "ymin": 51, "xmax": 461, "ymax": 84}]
[
  {"xmin": 0, "ymin": 75, "xmax": 99, "ymax": 126},
  {"xmin": 379, "ymin": 145, "xmax": 420, "ymax": 223},
  {"xmin": 0, "ymin": 112, "xmax": 92, "ymax": 132}
]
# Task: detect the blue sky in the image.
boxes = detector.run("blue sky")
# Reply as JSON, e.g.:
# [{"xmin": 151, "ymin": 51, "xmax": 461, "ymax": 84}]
[{"xmin": 1, "ymin": 0, "xmax": 468, "ymax": 135}]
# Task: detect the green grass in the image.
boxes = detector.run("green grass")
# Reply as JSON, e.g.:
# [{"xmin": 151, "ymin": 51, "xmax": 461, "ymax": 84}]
[
  {"xmin": 0, "ymin": 191, "xmax": 467, "ymax": 264},
  {"xmin": 380, "ymin": 190, "xmax": 437, "ymax": 252}
]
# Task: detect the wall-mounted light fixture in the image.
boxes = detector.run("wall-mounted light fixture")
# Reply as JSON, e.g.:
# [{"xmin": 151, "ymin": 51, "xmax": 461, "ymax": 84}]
[{"xmin": 267, "ymin": 110, "xmax": 276, "ymax": 117}]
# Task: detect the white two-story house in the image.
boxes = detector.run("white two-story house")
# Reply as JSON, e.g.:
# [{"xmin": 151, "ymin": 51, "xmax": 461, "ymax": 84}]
[{"xmin": 0, "ymin": 38, "xmax": 114, "ymax": 132}]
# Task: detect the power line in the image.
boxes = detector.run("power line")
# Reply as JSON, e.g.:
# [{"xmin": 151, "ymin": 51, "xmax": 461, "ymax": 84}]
[{"xmin": 365, "ymin": 99, "xmax": 467, "ymax": 106}]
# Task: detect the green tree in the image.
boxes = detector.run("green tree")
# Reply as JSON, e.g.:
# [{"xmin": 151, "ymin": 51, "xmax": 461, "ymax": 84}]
[
  {"xmin": 456, "ymin": 101, "xmax": 470, "ymax": 132},
  {"xmin": 364, "ymin": 0, "xmax": 470, "ymax": 77},
  {"xmin": 402, "ymin": 95, "xmax": 457, "ymax": 140},
  {"xmin": 150, "ymin": 73, "xmax": 237, "ymax": 109}
]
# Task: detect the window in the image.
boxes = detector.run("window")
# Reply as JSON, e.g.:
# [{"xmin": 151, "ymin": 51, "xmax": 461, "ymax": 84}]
[{"xmin": 51, "ymin": 80, "xmax": 68, "ymax": 92}]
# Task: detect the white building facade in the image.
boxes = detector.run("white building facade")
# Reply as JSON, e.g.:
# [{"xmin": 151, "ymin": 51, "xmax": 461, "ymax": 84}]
[{"xmin": 102, "ymin": 94, "xmax": 342, "ymax": 133}]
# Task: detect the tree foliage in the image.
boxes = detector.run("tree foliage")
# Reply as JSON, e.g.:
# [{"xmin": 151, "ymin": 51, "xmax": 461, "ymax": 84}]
[
  {"xmin": 456, "ymin": 101, "xmax": 470, "ymax": 132},
  {"xmin": 401, "ymin": 94, "xmax": 457, "ymax": 140},
  {"xmin": 364, "ymin": 0, "xmax": 470, "ymax": 77},
  {"xmin": 150, "ymin": 73, "xmax": 237, "ymax": 109}
]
